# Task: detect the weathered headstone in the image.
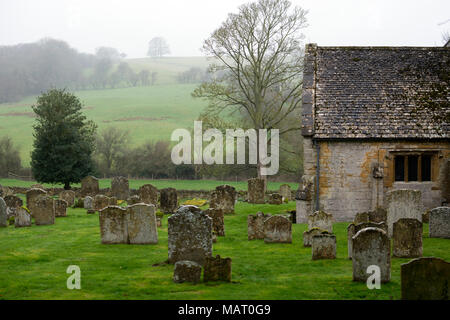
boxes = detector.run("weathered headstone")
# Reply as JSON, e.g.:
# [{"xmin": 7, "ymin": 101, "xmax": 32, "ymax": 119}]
[
  {"xmin": 247, "ymin": 178, "xmax": 265, "ymax": 204},
  {"xmin": 26, "ymin": 188, "xmax": 47, "ymax": 215},
  {"xmin": 4, "ymin": 195, "xmax": 23, "ymax": 218},
  {"xmin": 109, "ymin": 196, "xmax": 117, "ymax": 206},
  {"xmin": 15, "ymin": 207, "xmax": 31, "ymax": 227},
  {"xmin": 74, "ymin": 197, "xmax": 84, "ymax": 208},
  {"xmin": 99, "ymin": 206, "xmax": 128, "ymax": 244},
  {"xmin": 386, "ymin": 189, "xmax": 422, "ymax": 237},
  {"xmin": 0, "ymin": 197, "xmax": 7, "ymax": 227},
  {"xmin": 312, "ymin": 234, "xmax": 336, "ymax": 260},
  {"xmin": 173, "ymin": 260, "xmax": 202, "ymax": 283},
  {"xmin": 352, "ymin": 227, "xmax": 391, "ymax": 283},
  {"xmin": 203, "ymin": 255, "xmax": 232, "ymax": 282},
  {"xmin": 84, "ymin": 196, "xmax": 94, "ymax": 210},
  {"xmin": 94, "ymin": 195, "xmax": 110, "ymax": 211},
  {"xmin": 34, "ymin": 195, "xmax": 55, "ymax": 225},
  {"xmin": 308, "ymin": 210, "xmax": 333, "ymax": 233},
  {"xmin": 54, "ymin": 199, "xmax": 68, "ymax": 217},
  {"xmin": 204, "ymin": 208, "xmax": 225, "ymax": 236},
  {"xmin": 303, "ymin": 228, "xmax": 329, "ymax": 247},
  {"xmin": 138, "ymin": 184, "xmax": 158, "ymax": 205},
  {"xmin": 348, "ymin": 221, "xmax": 388, "ymax": 259},
  {"xmin": 268, "ymin": 193, "xmax": 283, "ymax": 205},
  {"xmin": 127, "ymin": 195, "xmax": 141, "ymax": 206},
  {"xmin": 80, "ymin": 176, "xmax": 99, "ymax": 197},
  {"xmin": 264, "ymin": 215, "xmax": 292, "ymax": 243},
  {"xmin": 354, "ymin": 212, "xmax": 370, "ymax": 225},
  {"xmin": 429, "ymin": 207, "xmax": 450, "ymax": 239},
  {"xmin": 401, "ymin": 257, "xmax": 450, "ymax": 300},
  {"xmin": 127, "ymin": 203, "xmax": 158, "ymax": 244},
  {"xmin": 279, "ymin": 184, "xmax": 291, "ymax": 202},
  {"xmin": 160, "ymin": 187, "xmax": 178, "ymax": 214},
  {"xmin": 59, "ymin": 190, "xmax": 75, "ymax": 207},
  {"xmin": 111, "ymin": 176, "xmax": 129, "ymax": 200},
  {"xmin": 393, "ymin": 218, "xmax": 423, "ymax": 258},
  {"xmin": 209, "ymin": 185, "xmax": 236, "ymax": 214},
  {"xmin": 368, "ymin": 207, "xmax": 387, "ymax": 223},
  {"xmin": 247, "ymin": 212, "xmax": 271, "ymax": 240},
  {"xmin": 168, "ymin": 206, "xmax": 212, "ymax": 265}
]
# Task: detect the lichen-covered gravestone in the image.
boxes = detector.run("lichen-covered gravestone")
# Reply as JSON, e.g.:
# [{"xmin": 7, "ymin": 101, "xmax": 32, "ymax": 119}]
[
  {"xmin": 94, "ymin": 195, "xmax": 110, "ymax": 211},
  {"xmin": 26, "ymin": 188, "xmax": 47, "ymax": 216},
  {"xmin": 4, "ymin": 195, "xmax": 23, "ymax": 219},
  {"xmin": 279, "ymin": 184, "xmax": 291, "ymax": 202},
  {"xmin": 81, "ymin": 175, "xmax": 100, "ymax": 197},
  {"xmin": 138, "ymin": 184, "xmax": 158, "ymax": 206},
  {"xmin": 354, "ymin": 212, "xmax": 370, "ymax": 225},
  {"xmin": 308, "ymin": 210, "xmax": 333, "ymax": 233},
  {"xmin": 264, "ymin": 215, "xmax": 292, "ymax": 243},
  {"xmin": 160, "ymin": 187, "xmax": 178, "ymax": 214},
  {"xmin": 247, "ymin": 178, "xmax": 265, "ymax": 204},
  {"xmin": 127, "ymin": 203, "xmax": 158, "ymax": 244},
  {"xmin": 204, "ymin": 208, "xmax": 225, "ymax": 237},
  {"xmin": 368, "ymin": 207, "xmax": 387, "ymax": 223},
  {"xmin": 393, "ymin": 218, "xmax": 422, "ymax": 258},
  {"xmin": 268, "ymin": 193, "xmax": 283, "ymax": 205},
  {"xmin": 59, "ymin": 190, "xmax": 75, "ymax": 207},
  {"xmin": 54, "ymin": 199, "xmax": 68, "ymax": 217},
  {"xmin": 303, "ymin": 228, "xmax": 329, "ymax": 247},
  {"xmin": 247, "ymin": 212, "xmax": 271, "ymax": 240},
  {"xmin": 111, "ymin": 176, "xmax": 129, "ymax": 200},
  {"xmin": 34, "ymin": 196, "xmax": 55, "ymax": 225},
  {"xmin": 15, "ymin": 207, "xmax": 31, "ymax": 228},
  {"xmin": 99, "ymin": 206, "xmax": 128, "ymax": 244},
  {"xmin": 209, "ymin": 185, "xmax": 236, "ymax": 214},
  {"xmin": 429, "ymin": 207, "xmax": 450, "ymax": 239},
  {"xmin": 84, "ymin": 196, "xmax": 94, "ymax": 210},
  {"xmin": 386, "ymin": 189, "xmax": 422, "ymax": 237},
  {"xmin": 347, "ymin": 221, "xmax": 387, "ymax": 259},
  {"xmin": 312, "ymin": 234, "xmax": 336, "ymax": 260},
  {"xmin": 173, "ymin": 261, "xmax": 202, "ymax": 284},
  {"xmin": 352, "ymin": 227, "xmax": 390, "ymax": 283},
  {"xmin": 0, "ymin": 197, "xmax": 7, "ymax": 227},
  {"xmin": 168, "ymin": 206, "xmax": 212, "ymax": 266},
  {"xmin": 401, "ymin": 257, "xmax": 450, "ymax": 300},
  {"xmin": 203, "ymin": 255, "xmax": 232, "ymax": 282}
]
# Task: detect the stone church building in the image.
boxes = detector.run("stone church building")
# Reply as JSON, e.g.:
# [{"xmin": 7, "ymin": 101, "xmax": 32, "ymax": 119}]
[{"xmin": 296, "ymin": 44, "xmax": 449, "ymax": 222}]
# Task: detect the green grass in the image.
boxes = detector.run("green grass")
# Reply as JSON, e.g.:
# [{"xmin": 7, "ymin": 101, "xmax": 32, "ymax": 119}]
[{"xmin": 1, "ymin": 199, "xmax": 448, "ymax": 300}]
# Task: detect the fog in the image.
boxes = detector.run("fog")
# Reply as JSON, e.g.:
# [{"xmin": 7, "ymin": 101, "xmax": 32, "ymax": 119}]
[{"xmin": 1, "ymin": 0, "xmax": 449, "ymax": 58}]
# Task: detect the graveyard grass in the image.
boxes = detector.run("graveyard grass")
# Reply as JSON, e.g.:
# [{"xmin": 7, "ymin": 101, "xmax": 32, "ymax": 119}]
[{"xmin": 1, "ymin": 200, "xmax": 449, "ymax": 300}]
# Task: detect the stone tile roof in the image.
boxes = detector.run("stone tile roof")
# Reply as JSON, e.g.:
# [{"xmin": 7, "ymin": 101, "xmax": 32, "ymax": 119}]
[{"xmin": 301, "ymin": 45, "xmax": 450, "ymax": 139}]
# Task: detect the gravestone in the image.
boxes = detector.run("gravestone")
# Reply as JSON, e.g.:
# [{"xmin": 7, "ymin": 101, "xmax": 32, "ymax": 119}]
[
  {"xmin": 348, "ymin": 221, "xmax": 388, "ymax": 259},
  {"xmin": 26, "ymin": 188, "xmax": 47, "ymax": 215},
  {"xmin": 354, "ymin": 212, "xmax": 370, "ymax": 225},
  {"xmin": 303, "ymin": 228, "xmax": 329, "ymax": 247},
  {"xmin": 429, "ymin": 207, "xmax": 450, "ymax": 239},
  {"xmin": 34, "ymin": 195, "xmax": 55, "ymax": 225},
  {"xmin": 352, "ymin": 227, "xmax": 390, "ymax": 283},
  {"xmin": 127, "ymin": 195, "xmax": 141, "ymax": 205},
  {"xmin": 0, "ymin": 197, "xmax": 7, "ymax": 227},
  {"xmin": 312, "ymin": 234, "xmax": 336, "ymax": 260},
  {"xmin": 74, "ymin": 197, "xmax": 84, "ymax": 208},
  {"xmin": 15, "ymin": 207, "xmax": 31, "ymax": 228},
  {"xmin": 111, "ymin": 176, "xmax": 129, "ymax": 200},
  {"xmin": 393, "ymin": 218, "xmax": 423, "ymax": 258},
  {"xmin": 94, "ymin": 195, "xmax": 110, "ymax": 211},
  {"xmin": 247, "ymin": 212, "xmax": 271, "ymax": 240},
  {"xmin": 168, "ymin": 206, "xmax": 212, "ymax": 265},
  {"xmin": 4, "ymin": 195, "xmax": 23, "ymax": 218},
  {"xmin": 368, "ymin": 207, "xmax": 387, "ymax": 223},
  {"xmin": 81, "ymin": 176, "xmax": 99, "ymax": 197},
  {"xmin": 173, "ymin": 261, "xmax": 202, "ymax": 284},
  {"xmin": 247, "ymin": 178, "xmax": 265, "ymax": 204},
  {"xmin": 127, "ymin": 203, "xmax": 158, "ymax": 244},
  {"xmin": 84, "ymin": 196, "xmax": 94, "ymax": 210},
  {"xmin": 308, "ymin": 210, "xmax": 333, "ymax": 233},
  {"xmin": 59, "ymin": 190, "xmax": 75, "ymax": 207},
  {"xmin": 54, "ymin": 199, "xmax": 68, "ymax": 217},
  {"xmin": 401, "ymin": 257, "xmax": 450, "ymax": 300},
  {"xmin": 264, "ymin": 215, "xmax": 292, "ymax": 243},
  {"xmin": 160, "ymin": 188, "xmax": 178, "ymax": 214},
  {"xmin": 268, "ymin": 193, "xmax": 283, "ymax": 205},
  {"xmin": 279, "ymin": 184, "xmax": 291, "ymax": 202},
  {"xmin": 209, "ymin": 185, "xmax": 236, "ymax": 214},
  {"xmin": 109, "ymin": 196, "xmax": 117, "ymax": 206},
  {"xmin": 99, "ymin": 206, "xmax": 128, "ymax": 244},
  {"xmin": 386, "ymin": 189, "xmax": 422, "ymax": 237},
  {"xmin": 138, "ymin": 184, "xmax": 158, "ymax": 206},
  {"xmin": 204, "ymin": 208, "xmax": 225, "ymax": 236},
  {"xmin": 203, "ymin": 255, "xmax": 232, "ymax": 282}
]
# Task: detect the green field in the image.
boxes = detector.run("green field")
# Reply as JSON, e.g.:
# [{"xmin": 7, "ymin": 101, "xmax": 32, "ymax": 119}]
[{"xmin": 1, "ymin": 199, "xmax": 448, "ymax": 300}]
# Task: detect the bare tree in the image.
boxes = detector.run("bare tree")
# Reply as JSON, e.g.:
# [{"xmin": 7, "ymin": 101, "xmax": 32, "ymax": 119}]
[
  {"xmin": 192, "ymin": 0, "xmax": 307, "ymax": 183},
  {"xmin": 147, "ymin": 37, "xmax": 170, "ymax": 58}
]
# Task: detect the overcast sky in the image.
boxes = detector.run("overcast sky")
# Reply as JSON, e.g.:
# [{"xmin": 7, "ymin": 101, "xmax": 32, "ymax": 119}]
[{"xmin": 1, "ymin": 0, "xmax": 449, "ymax": 58}]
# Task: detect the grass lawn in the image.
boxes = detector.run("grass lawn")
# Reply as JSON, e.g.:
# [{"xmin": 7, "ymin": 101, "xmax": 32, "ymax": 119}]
[{"xmin": 1, "ymin": 199, "xmax": 448, "ymax": 300}]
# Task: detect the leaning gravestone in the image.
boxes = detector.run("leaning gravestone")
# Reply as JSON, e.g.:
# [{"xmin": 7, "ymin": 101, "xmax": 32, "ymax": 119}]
[
  {"xmin": 204, "ymin": 208, "xmax": 225, "ymax": 237},
  {"xmin": 279, "ymin": 184, "xmax": 291, "ymax": 202},
  {"xmin": 352, "ymin": 227, "xmax": 391, "ymax": 283},
  {"xmin": 59, "ymin": 190, "xmax": 75, "ymax": 207},
  {"xmin": 209, "ymin": 185, "xmax": 236, "ymax": 214},
  {"xmin": 111, "ymin": 176, "xmax": 129, "ymax": 200},
  {"xmin": 54, "ymin": 199, "xmax": 68, "ymax": 217},
  {"xmin": 429, "ymin": 207, "xmax": 450, "ymax": 239},
  {"xmin": 248, "ymin": 212, "xmax": 271, "ymax": 240},
  {"xmin": 347, "ymin": 221, "xmax": 387, "ymax": 259},
  {"xmin": 401, "ymin": 257, "xmax": 450, "ymax": 300},
  {"xmin": 386, "ymin": 189, "xmax": 422, "ymax": 237},
  {"xmin": 303, "ymin": 228, "xmax": 329, "ymax": 247},
  {"xmin": 94, "ymin": 195, "xmax": 110, "ymax": 211},
  {"xmin": 0, "ymin": 197, "xmax": 7, "ymax": 227},
  {"xmin": 99, "ymin": 206, "xmax": 128, "ymax": 244},
  {"xmin": 160, "ymin": 188, "xmax": 178, "ymax": 214},
  {"xmin": 203, "ymin": 255, "xmax": 232, "ymax": 282},
  {"xmin": 173, "ymin": 260, "xmax": 202, "ymax": 284},
  {"xmin": 80, "ymin": 176, "xmax": 99, "ymax": 197},
  {"xmin": 26, "ymin": 188, "xmax": 47, "ymax": 216},
  {"xmin": 34, "ymin": 195, "xmax": 55, "ymax": 225},
  {"xmin": 15, "ymin": 207, "xmax": 31, "ymax": 228},
  {"xmin": 393, "ymin": 218, "xmax": 422, "ymax": 258},
  {"xmin": 138, "ymin": 184, "xmax": 158, "ymax": 206},
  {"xmin": 312, "ymin": 234, "xmax": 336, "ymax": 260},
  {"xmin": 354, "ymin": 212, "xmax": 370, "ymax": 225},
  {"xmin": 127, "ymin": 203, "xmax": 158, "ymax": 244},
  {"xmin": 4, "ymin": 195, "xmax": 23, "ymax": 218},
  {"xmin": 168, "ymin": 206, "xmax": 212, "ymax": 265},
  {"xmin": 84, "ymin": 196, "xmax": 94, "ymax": 210},
  {"xmin": 248, "ymin": 178, "xmax": 265, "ymax": 204},
  {"xmin": 308, "ymin": 210, "xmax": 333, "ymax": 233},
  {"xmin": 268, "ymin": 193, "xmax": 283, "ymax": 205},
  {"xmin": 264, "ymin": 215, "xmax": 292, "ymax": 243}
]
